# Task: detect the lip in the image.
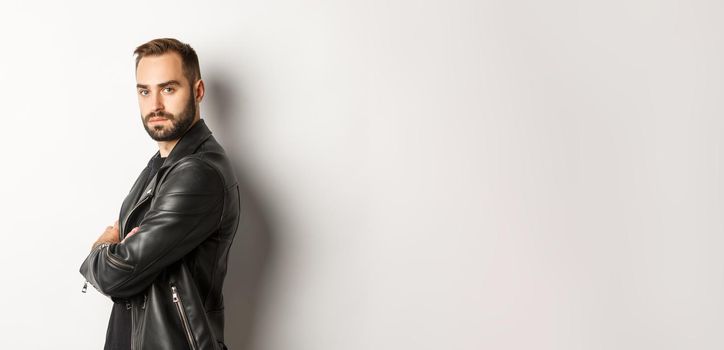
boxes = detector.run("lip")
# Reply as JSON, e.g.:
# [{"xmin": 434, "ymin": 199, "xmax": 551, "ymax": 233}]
[{"xmin": 148, "ymin": 117, "xmax": 168, "ymax": 123}]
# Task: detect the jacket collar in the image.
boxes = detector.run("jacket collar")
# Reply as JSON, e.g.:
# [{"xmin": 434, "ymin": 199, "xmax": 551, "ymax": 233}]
[{"xmin": 159, "ymin": 118, "xmax": 213, "ymax": 167}]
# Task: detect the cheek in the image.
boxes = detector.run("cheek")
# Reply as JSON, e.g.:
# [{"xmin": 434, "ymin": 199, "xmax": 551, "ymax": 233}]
[
  {"xmin": 167, "ymin": 96, "xmax": 187, "ymax": 112},
  {"xmin": 138, "ymin": 99, "xmax": 155, "ymax": 115}
]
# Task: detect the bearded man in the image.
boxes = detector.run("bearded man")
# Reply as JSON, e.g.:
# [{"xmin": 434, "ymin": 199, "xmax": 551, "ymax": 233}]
[{"xmin": 80, "ymin": 38, "xmax": 240, "ymax": 350}]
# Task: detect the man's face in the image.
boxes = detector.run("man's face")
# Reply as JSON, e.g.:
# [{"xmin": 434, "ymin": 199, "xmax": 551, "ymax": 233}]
[{"xmin": 136, "ymin": 52, "xmax": 197, "ymax": 141}]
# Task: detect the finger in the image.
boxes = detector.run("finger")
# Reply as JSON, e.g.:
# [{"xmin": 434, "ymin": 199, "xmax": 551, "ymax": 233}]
[{"xmin": 128, "ymin": 227, "xmax": 141, "ymax": 237}]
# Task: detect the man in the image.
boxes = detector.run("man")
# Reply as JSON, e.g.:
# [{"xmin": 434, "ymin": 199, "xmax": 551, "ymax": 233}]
[{"xmin": 80, "ymin": 38, "xmax": 240, "ymax": 350}]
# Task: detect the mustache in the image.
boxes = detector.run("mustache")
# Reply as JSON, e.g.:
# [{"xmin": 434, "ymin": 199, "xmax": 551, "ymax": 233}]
[{"xmin": 145, "ymin": 111, "xmax": 174, "ymax": 121}]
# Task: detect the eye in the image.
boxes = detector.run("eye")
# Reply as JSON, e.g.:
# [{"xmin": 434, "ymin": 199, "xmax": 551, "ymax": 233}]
[
  {"xmin": 138, "ymin": 89, "xmax": 149, "ymax": 96},
  {"xmin": 163, "ymin": 87, "xmax": 175, "ymax": 93}
]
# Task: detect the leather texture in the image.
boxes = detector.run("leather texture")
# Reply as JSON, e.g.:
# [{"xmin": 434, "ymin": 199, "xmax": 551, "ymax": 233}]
[{"xmin": 80, "ymin": 119, "xmax": 240, "ymax": 350}]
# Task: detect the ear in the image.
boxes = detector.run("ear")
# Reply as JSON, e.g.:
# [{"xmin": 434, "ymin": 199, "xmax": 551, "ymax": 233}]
[{"xmin": 194, "ymin": 79, "xmax": 205, "ymax": 104}]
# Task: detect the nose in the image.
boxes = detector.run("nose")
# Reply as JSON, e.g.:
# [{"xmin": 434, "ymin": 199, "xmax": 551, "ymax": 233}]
[{"xmin": 150, "ymin": 91, "xmax": 164, "ymax": 114}]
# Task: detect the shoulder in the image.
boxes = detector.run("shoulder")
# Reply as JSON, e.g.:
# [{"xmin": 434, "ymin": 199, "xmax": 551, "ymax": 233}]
[{"xmin": 160, "ymin": 157, "xmax": 225, "ymax": 194}]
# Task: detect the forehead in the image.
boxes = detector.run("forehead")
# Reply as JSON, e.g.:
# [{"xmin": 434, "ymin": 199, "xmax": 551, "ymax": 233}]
[{"xmin": 136, "ymin": 52, "xmax": 186, "ymax": 85}]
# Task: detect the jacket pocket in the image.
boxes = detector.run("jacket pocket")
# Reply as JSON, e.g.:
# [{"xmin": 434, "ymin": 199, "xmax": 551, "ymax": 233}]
[{"xmin": 171, "ymin": 283, "xmax": 199, "ymax": 350}]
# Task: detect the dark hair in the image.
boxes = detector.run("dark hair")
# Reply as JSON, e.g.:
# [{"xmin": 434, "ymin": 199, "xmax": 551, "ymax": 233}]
[{"xmin": 134, "ymin": 38, "xmax": 201, "ymax": 85}]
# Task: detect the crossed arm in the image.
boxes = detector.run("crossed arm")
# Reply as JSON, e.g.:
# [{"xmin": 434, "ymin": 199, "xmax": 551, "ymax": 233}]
[
  {"xmin": 90, "ymin": 220, "xmax": 141, "ymax": 251},
  {"xmin": 80, "ymin": 158, "xmax": 225, "ymax": 298}
]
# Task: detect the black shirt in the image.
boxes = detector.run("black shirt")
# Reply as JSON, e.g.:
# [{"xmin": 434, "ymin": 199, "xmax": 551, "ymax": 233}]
[{"xmin": 105, "ymin": 153, "xmax": 165, "ymax": 350}]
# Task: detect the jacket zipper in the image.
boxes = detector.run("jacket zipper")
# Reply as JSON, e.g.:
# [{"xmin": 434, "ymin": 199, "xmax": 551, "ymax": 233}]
[
  {"xmin": 171, "ymin": 285, "xmax": 198, "ymax": 350},
  {"xmin": 131, "ymin": 302, "xmax": 136, "ymax": 350},
  {"xmin": 80, "ymin": 241, "xmax": 132, "ymax": 293},
  {"xmin": 106, "ymin": 247, "xmax": 134, "ymax": 270},
  {"xmin": 122, "ymin": 189, "xmax": 153, "ymax": 239},
  {"xmin": 132, "ymin": 294, "xmax": 147, "ymax": 350},
  {"xmin": 94, "ymin": 242, "xmax": 134, "ymax": 271}
]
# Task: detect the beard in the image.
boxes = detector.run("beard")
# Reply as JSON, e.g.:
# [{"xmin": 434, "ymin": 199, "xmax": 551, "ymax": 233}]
[{"xmin": 142, "ymin": 92, "xmax": 196, "ymax": 142}]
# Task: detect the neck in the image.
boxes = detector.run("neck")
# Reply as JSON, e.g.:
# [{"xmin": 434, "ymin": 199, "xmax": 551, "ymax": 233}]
[
  {"xmin": 157, "ymin": 139, "xmax": 180, "ymax": 158},
  {"xmin": 157, "ymin": 117, "xmax": 200, "ymax": 157}
]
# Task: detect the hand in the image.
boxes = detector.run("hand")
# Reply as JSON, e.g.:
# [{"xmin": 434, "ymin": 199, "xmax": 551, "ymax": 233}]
[
  {"xmin": 90, "ymin": 219, "xmax": 137, "ymax": 247},
  {"xmin": 122, "ymin": 226, "xmax": 141, "ymax": 243}
]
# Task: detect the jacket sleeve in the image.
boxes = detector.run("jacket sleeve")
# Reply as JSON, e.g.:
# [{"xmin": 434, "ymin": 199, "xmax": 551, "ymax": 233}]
[{"xmin": 79, "ymin": 158, "xmax": 225, "ymax": 298}]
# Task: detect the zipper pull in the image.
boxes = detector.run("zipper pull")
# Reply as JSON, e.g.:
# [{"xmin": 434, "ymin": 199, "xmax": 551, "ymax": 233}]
[
  {"xmin": 82, "ymin": 280, "xmax": 88, "ymax": 293},
  {"xmin": 172, "ymin": 286, "xmax": 179, "ymax": 303}
]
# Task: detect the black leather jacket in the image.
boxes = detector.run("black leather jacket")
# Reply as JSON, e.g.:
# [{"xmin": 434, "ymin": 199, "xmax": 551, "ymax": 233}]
[{"xmin": 80, "ymin": 119, "xmax": 240, "ymax": 350}]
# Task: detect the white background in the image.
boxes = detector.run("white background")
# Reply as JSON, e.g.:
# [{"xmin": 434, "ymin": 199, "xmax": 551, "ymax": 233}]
[{"xmin": 1, "ymin": 0, "xmax": 723, "ymax": 349}]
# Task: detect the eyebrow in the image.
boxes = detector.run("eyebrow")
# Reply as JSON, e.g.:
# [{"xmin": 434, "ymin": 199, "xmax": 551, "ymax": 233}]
[{"xmin": 136, "ymin": 80, "xmax": 182, "ymax": 89}]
